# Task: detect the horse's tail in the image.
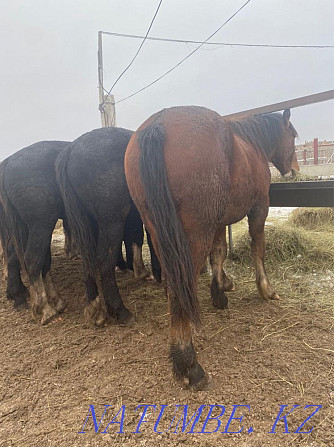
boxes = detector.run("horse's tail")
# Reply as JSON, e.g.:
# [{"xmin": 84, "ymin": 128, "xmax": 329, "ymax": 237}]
[
  {"xmin": 0, "ymin": 161, "xmax": 28, "ymax": 270},
  {"xmin": 55, "ymin": 148, "xmax": 97, "ymax": 277},
  {"xmin": 138, "ymin": 123, "xmax": 200, "ymax": 326},
  {"xmin": 0, "ymin": 201, "xmax": 8, "ymax": 246},
  {"xmin": 0, "ymin": 201, "xmax": 9, "ymax": 266}
]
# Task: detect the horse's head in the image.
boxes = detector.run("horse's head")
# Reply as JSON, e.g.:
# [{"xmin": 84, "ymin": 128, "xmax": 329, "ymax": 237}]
[{"xmin": 272, "ymin": 109, "xmax": 299, "ymax": 176}]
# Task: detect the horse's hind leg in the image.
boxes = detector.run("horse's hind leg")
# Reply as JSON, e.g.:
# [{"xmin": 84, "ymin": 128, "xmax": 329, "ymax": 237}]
[
  {"xmin": 116, "ymin": 243, "xmax": 128, "ymax": 271},
  {"xmin": 168, "ymin": 284, "xmax": 208, "ymax": 391},
  {"xmin": 25, "ymin": 226, "xmax": 58, "ymax": 324},
  {"xmin": 6, "ymin": 241, "xmax": 29, "ymax": 308},
  {"xmin": 97, "ymin": 222, "xmax": 134, "ymax": 326},
  {"xmin": 146, "ymin": 230, "xmax": 161, "ymax": 282},
  {"xmin": 83, "ymin": 273, "xmax": 105, "ymax": 325},
  {"xmin": 124, "ymin": 206, "xmax": 149, "ymax": 280},
  {"xmin": 63, "ymin": 217, "xmax": 79, "ymax": 259},
  {"xmin": 210, "ymin": 224, "xmax": 234, "ymax": 309},
  {"xmin": 132, "ymin": 243, "xmax": 149, "ymax": 280},
  {"xmin": 248, "ymin": 204, "xmax": 279, "ymax": 300},
  {"xmin": 42, "ymin": 247, "xmax": 65, "ymax": 313}
]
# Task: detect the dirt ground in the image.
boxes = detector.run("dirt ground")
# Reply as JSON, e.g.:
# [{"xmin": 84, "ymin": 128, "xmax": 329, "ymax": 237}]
[{"xmin": 0, "ymin": 224, "xmax": 333, "ymax": 446}]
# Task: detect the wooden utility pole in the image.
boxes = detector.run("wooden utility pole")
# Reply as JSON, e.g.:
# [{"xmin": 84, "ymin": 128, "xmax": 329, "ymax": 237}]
[{"xmin": 98, "ymin": 31, "xmax": 116, "ymax": 127}]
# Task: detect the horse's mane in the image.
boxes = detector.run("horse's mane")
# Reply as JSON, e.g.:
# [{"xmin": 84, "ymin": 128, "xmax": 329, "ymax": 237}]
[{"xmin": 229, "ymin": 113, "xmax": 298, "ymax": 158}]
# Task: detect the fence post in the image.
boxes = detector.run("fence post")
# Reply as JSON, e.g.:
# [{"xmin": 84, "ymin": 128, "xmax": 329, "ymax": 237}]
[
  {"xmin": 303, "ymin": 148, "xmax": 307, "ymax": 165},
  {"xmin": 313, "ymin": 138, "xmax": 319, "ymax": 165}
]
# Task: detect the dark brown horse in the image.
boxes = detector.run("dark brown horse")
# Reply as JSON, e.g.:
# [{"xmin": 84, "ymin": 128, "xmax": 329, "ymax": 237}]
[{"xmin": 124, "ymin": 105, "xmax": 299, "ymax": 390}]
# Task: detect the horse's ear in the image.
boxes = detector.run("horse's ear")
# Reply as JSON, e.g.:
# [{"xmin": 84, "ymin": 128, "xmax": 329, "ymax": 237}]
[{"xmin": 283, "ymin": 108, "xmax": 291, "ymax": 126}]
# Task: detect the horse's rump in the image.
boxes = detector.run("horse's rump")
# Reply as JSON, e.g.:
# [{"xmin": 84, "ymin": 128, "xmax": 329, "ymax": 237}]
[
  {"xmin": 0, "ymin": 159, "xmax": 28, "ymax": 270},
  {"xmin": 55, "ymin": 145, "xmax": 98, "ymax": 277},
  {"xmin": 0, "ymin": 142, "xmax": 69, "ymax": 271},
  {"xmin": 55, "ymin": 127, "xmax": 134, "ymax": 278},
  {"xmin": 126, "ymin": 106, "xmax": 234, "ymax": 326}
]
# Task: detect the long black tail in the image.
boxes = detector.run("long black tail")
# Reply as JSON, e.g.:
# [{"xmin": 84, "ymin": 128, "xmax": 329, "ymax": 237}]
[
  {"xmin": 0, "ymin": 161, "xmax": 28, "ymax": 271},
  {"xmin": 138, "ymin": 123, "xmax": 200, "ymax": 326},
  {"xmin": 0, "ymin": 201, "xmax": 9, "ymax": 263},
  {"xmin": 55, "ymin": 148, "xmax": 97, "ymax": 277}
]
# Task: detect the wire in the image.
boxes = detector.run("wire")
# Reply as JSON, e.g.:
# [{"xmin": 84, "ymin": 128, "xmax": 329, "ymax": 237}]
[
  {"xmin": 114, "ymin": 0, "xmax": 252, "ymax": 104},
  {"xmin": 101, "ymin": 31, "xmax": 334, "ymax": 49},
  {"xmin": 101, "ymin": 0, "xmax": 163, "ymax": 107}
]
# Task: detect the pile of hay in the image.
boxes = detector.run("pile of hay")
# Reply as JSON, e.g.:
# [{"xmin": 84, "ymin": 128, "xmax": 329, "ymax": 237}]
[
  {"xmin": 270, "ymin": 172, "xmax": 319, "ymax": 183},
  {"xmin": 232, "ymin": 224, "xmax": 333, "ymax": 272},
  {"xmin": 289, "ymin": 207, "xmax": 333, "ymax": 230}
]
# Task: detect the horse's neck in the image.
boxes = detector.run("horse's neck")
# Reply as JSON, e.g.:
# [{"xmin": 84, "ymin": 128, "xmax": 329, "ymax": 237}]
[
  {"xmin": 253, "ymin": 119, "xmax": 277, "ymax": 161},
  {"xmin": 228, "ymin": 117, "xmax": 278, "ymax": 162}
]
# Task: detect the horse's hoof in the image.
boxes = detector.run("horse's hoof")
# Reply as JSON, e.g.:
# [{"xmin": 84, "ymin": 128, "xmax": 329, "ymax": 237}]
[
  {"xmin": 189, "ymin": 373, "xmax": 211, "ymax": 392},
  {"xmin": 269, "ymin": 292, "xmax": 280, "ymax": 300},
  {"xmin": 14, "ymin": 300, "xmax": 29, "ymax": 311},
  {"xmin": 84, "ymin": 296, "xmax": 106, "ymax": 325},
  {"xmin": 134, "ymin": 269, "xmax": 150, "ymax": 281},
  {"xmin": 212, "ymin": 292, "xmax": 229, "ymax": 309},
  {"xmin": 145, "ymin": 275, "xmax": 155, "ymax": 282},
  {"xmin": 40, "ymin": 305, "xmax": 58, "ymax": 325},
  {"xmin": 183, "ymin": 362, "xmax": 209, "ymax": 391},
  {"xmin": 85, "ymin": 309, "xmax": 106, "ymax": 326},
  {"xmin": 95, "ymin": 314, "xmax": 107, "ymax": 327},
  {"xmin": 116, "ymin": 311, "xmax": 135, "ymax": 327},
  {"xmin": 211, "ymin": 280, "xmax": 229, "ymax": 309},
  {"xmin": 213, "ymin": 300, "xmax": 229, "ymax": 310},
  {"xmin": 55, "ymin": 298, "xmax": 66, "ymax": 314},
  {"xmin": 224, "ymin": 283, "xmax": 235, "ymax": 292}
]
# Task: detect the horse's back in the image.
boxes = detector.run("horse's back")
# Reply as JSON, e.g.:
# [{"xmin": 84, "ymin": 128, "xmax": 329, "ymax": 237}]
[
  {"xmin": 66, "ymin": 127, "xmax": 133, "ymax": 180},
  {"xmin": 69, "ymin": 127, "xmax": 133, "ymax": 161},
  {"xmin": 3, "ymin": 141, "xmax": 69, "ymax": 170},
  {"xmin": 64, "ymin": 127, "xmax": 134, "ymax": 221},
  {"xmin": 126, "ymin": 106, "xmax": 233, "ymax": 233},
  {"xmin": 1, "ymin": 141, "xmax": 69, "ymax": 223},
  {"xmin": 3, "ymin": 141, "xmax": 69, "ymax": 190}
]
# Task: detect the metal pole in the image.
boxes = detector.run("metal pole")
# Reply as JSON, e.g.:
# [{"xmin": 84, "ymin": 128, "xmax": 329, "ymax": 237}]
[
  {"xmin": 228, "ymin": 225, "xmax": 233, "ymax": 257},
  {"xmin": 313, "ymin": 138, "xmax": 319, "ymax": 165}
]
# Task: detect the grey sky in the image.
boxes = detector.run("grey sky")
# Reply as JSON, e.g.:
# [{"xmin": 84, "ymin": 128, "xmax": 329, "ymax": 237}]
[{"xmin": 0, "ymin": 0, "xmax": 333, "ymax": 159}]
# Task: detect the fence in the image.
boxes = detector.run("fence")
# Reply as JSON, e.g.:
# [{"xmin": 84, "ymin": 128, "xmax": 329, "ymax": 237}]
[{"xmin": 295, "ymin": 139, "xmax": 334, "ymax": 165}]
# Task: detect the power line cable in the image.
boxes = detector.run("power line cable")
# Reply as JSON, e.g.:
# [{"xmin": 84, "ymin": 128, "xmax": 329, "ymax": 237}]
[
  {"xmin": 114, "ymin": 0, "xmax": 252, "ymax": 104},
  {"xmin": 101, "ymin": 31, "xmax": 334, "ymax": 49},
  {"xmin": 101, "ymin": 0, "xmax": 163, "ymax": 107}
]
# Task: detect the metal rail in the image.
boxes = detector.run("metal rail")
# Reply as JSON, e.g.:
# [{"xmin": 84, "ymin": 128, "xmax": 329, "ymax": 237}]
[
  {"xmin": 269, "ymin": 180, "xmax": 334, "ymax": 207},
  {"xmin": 228, "ymin": 181, "xmax": 334, "ymax": 256}
]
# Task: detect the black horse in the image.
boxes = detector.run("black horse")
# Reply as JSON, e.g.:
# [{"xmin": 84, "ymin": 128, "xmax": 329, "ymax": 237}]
[
  {"xmin": 0, "ymin": 136, "xmax": 157, "ymax": 325},
  {"xmin": 0, "ymin": 201, "xmax": 29, "ymax": 307},
  {"xmin": 0, "ymin": 141, "xmax": 71, "ymax": 323},
  {"xmin": 56, "ymin": 127, "xmax": 160, "ymax": 326}
]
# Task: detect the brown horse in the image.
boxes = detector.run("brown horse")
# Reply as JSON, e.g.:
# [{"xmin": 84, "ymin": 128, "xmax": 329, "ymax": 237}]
[{"xmin": 124, "ymin": 105, "xmax": 299, "ymax": 390}]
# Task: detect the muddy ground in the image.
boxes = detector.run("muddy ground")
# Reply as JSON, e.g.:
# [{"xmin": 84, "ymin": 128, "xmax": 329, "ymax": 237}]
[{"xmin": 0, "ymin": 225, "xmax": 333, "ymax": 446}]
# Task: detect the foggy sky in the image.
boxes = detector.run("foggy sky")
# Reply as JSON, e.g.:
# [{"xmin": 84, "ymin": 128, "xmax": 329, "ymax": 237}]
[{"xmin": 0, "ymin": 0, "xmax": 333, "ymax": 159}]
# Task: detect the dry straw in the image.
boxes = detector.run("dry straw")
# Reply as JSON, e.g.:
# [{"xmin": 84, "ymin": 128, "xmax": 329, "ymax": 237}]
[
  {"xmin": 232, "ymin": 219, "xmax": 333, "ymax": 273},
  {"xmin": 290, "ymin": 207, "xmax": 334, "ymax": 230}
]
